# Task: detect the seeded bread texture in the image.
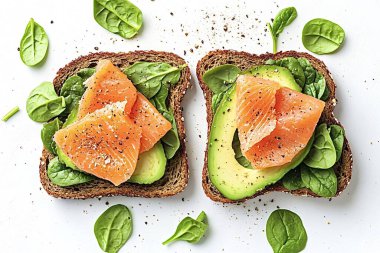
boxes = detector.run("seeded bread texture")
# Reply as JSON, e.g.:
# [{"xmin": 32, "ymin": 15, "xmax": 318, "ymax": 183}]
[
  {"xmin": 40, "ymin": 51, "xmax": 191, "ymax": 199},
  {"xmin": 196, "ymin": 50, "xmax": 353, "ymax": 203}
]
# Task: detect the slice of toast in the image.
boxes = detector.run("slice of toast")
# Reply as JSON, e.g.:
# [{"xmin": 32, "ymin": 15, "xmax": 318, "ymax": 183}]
[
  {"xmin": 40, "ymin": 51, "xmax": 191, "ymax": 199},
  {"xmin": 196, "ymin": 50, "xmax": 353, "ymax": 203}
]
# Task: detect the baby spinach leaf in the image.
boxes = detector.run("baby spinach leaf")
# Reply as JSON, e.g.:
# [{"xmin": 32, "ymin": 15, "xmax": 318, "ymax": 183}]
[
  {"xmin": 267, "ymin": 7, "xmax": 297, "ymax": 53},
  {"xmin": 211, "ymin": 89, "xmax": 230, "ymax": 113},
  {"xmin": 232, "ymin": 131, "xmax": 253, "ymax": 169},
  {"xmin": 329, "ymin": 125, "xmax": 344, "ymax": 161},
  {"xmin": 2, "ymin": 106, "xmax": 20, "ymax": 122},
  {"xmin": 19, "ymin": 18, "xmax": 49, "ymax": 66},
  {"xmin": 304, "ymin": 124, "xmax": 336, "ymax": 169},
  {"xmin": 94, "ymin": 0, "xmax": 143, "ymax": 39},
  {"xmin": 124, "ymin": 62, "xmax": 182, "ymax": 99},
  {"xmin": 202, "ymin": 64, "xmax": 240, "ymax": 94},
  {"xmin": 60, "ymin": 75, "xmax": 85, "ymax": 115},
  {"xmin": 94, "ymin": 204, "xmax": 133, "ymax": 253},
  {"xmin": 266, "ymin": 209, "xmax": 307, "ymax": 253},
  {"xmin": 297, "ymin": 58, "xmax": 316, "ymax": 85},
  {"xmin": 26, "ymin": 82, "xmax": 66, "ymax": 122},
  {"xmin": 63, "ymin": 104, "xmax": 79, "ymax": 128},
  {"xmin": 77, "ymin": 68, "xmax": 95, "ymax": 81},
  {"xmin": 302, "ymin": 18, "xmax": 345, "ymax": 55},
  {"xmin": 266, "ymin": 57, "xmax": 305, "ymax": 88},
  {"xmin": 160, "ymin": 110, "xmax": 180, "ymax": 159},
  {"xmin": 303, "ymin": 73, "xmax": 328, "ymax": 100},
  {"xmin": 47, "ymin": 157, "xmax": 94, "ymax": 187},
  {"xmin": 41, "ymin": 118, "xmax": 62, "ymax": 154},
  {"xmin": 300, "ymin": 165, "xmax": 337, "ymax": 197},
  {"xmin": 163, "ymin": 211, "xmax": 208, "ymax": 245},
  {"xmin": 282, "ymin": 168, "xmax": 305, "ymax": 190}
]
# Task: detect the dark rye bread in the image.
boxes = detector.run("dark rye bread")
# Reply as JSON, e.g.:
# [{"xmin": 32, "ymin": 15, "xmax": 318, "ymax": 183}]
[
  {"xmin": 196, "ymin": 50, "xmax": 353, "ymax": 203},
  {"xmin": 40, "ymin": 51, "xmax": 191, "ymax": 199}
]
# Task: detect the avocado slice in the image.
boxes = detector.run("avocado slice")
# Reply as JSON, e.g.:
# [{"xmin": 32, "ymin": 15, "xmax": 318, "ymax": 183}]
[
  {"xmin": 56, "ymin": 105, "xmax": 167, "ymax": 184},
  {"xmin": 129, "ymin": 142, "xmax": 166, "ymax": 184},
  {"xmin": 207, "ymin": 67, "xmax": 311, "ymax": 200},
  {"xmin": 245, "ymin": 65, "xmax": 302, "ymax": 92}
]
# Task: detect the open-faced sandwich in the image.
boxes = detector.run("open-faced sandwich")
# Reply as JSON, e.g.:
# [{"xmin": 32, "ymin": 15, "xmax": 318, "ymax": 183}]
[
  {"xmin": 197, "ymin": 50, "xmax": 352, "ymax": 203},
  {"xmin": 34, "ymin": 51, "xmax": 190, "ymax": 199}
]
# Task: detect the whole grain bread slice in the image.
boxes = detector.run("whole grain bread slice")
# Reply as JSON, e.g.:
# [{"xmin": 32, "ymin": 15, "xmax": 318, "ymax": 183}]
[
  {"xmin": 196, "ymin": 50, "xmax": 353, "ymax": 203},
  {"xmin": 40, "ymin": 51, "xmax": 191, "ymax": 199}
]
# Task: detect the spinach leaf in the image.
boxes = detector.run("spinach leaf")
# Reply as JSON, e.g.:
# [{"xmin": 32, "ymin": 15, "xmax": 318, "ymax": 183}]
[
  {"xmin": 303, "ymin": 73, "xmax": 328, "ymax": 100},
  {"xmin": 266, "ymin": 209, "xmax": 307, "ymax": 253},
  {"xmin": 304, "ymin": 124, "xmax": 336, "ymax": 169},
  {"xmin": 160, "ymin": 110, "xmax": 180, "ymax": 159},
  {"xmin": 2, "ymin": 106, "xmax": 20, "ymax": 122},
  {"xmin": 19, "ymin": 18, "xmax": 49, "ymax": 66},
  {"xmin": 300, "ymin": 165, "xmax": 337, "ymax": 197},
  {"xmin": 41, "ymin": 118, "xmax": 62, "ymax": 154},
  {"xmin": 152, "ymin": 84, "xmax": 180, "ymax": 159},
  {"xmin": 47, "ymin": 157, "xmax": 93, "ymax": 187},
  {"xmin": 329, "ymin": 125, "xmax": 344, "ymax": 161},
  {"xmin": 266, "ymin": 57, "xmax": 305, "ymax": 88},
  {"xmin": 163, "ymin": 211, "xmax": 208, "ymax": 245},
  {"xmin": 60, "ymin": 76, "xmax": 85, "ymax": 115},
  {"xmin": 94, "ymin": 204, "xmax": 133, "ymax": 253},
  {"xmin": 282, "ymin": 168, "xmax": 305, "ymax": 190},
  {"xmin": 124, "ymin": 62, "xmax": 182, "ymax": 99},
  {"xmin": 232, "ymin": 131, "xmax": 252, "ymax": 169},
  {"xmin": 202, "ymin": 64, "xmax": 240, "ymax": 94},
  {"xmin": 267, "ymin": 7, "xmax": 297, "ymax": 53},
  {"xmin": 77, "ymin": 68, "xmax": 95, "ymax": 81},
  {"xmin": 297, "ymin": 58, "xmax": 316, "ymax": 85},
  {"xmin": 94, "ymin": 0, "xmax": 143, "ymax": 39},
  {"xmin": 26, "ymin": 82, "xmax": 66, "ymax": 122},
  {"xmin": 302, "ymin": 18, "xmax": 345, "ymax": 55},
  {"xmin": 63, "ymin": 104, "xmax": 79, "ymax": 128}
]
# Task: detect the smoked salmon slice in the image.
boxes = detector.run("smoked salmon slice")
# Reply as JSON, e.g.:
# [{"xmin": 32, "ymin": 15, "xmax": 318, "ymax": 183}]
[
  {"xmin": 130, "ymin": 93, "xmax": 172, "ymax": 153},
  {"xmin": 54, "ymin": 102, "xmax": 142, "ymax": 186},
  {"xmin": 236, "ymin": 75, "xmax": 281, "ymax": 153},
  {"xmin": 236, "ymin": 75, "xmax": 325, "ymax": 169},
  {"xmin": 77, "ymin": 59, "xmax": 137, "ymax": 119}
]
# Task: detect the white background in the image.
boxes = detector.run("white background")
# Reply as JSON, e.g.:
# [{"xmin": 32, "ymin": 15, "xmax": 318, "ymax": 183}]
[{"xmin": 0, "ymin": 0, "xmax": 379, "ymax": 252}]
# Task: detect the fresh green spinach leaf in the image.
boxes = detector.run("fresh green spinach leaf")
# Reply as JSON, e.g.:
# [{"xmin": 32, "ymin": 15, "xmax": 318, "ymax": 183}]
[
  {"xmin": 47, "ymin": 157, "xmax": 93, "ymax": 187},
  {"xmin": 303, "ymin": 73, "xmax": 328, "ymax": 100},
  {"xmin": 329, "ymin": 125, "xmax": 344, "ymax": 161},
  {"xmin": 267, "ymin": 7, "xmax": 297, "ymax": 53},
  {"xmin": 20, "ymin": 18, "xmax": 49, "ymax": 66},
  {"xmin": 94, "ymin": 0, "xmax": 143, "ymax": 39},
  {"xmin": 94, "ymin": 204, "xmax": 133, "ymax": 253},
  {"xmin": 63, "ymin": 104, "xmax": 79, "ymax": 128},
  {"xmin": 60, "ymin": 76, "xmax": 85, "ymax": 115},
  {"xmin": 282, "ymin": 168, "xmax": 305, "ymax": 190},
  {"xmin": 163, "ymin": 211, "xmax": 208, "ymax": 245},
  {"xmin": 266, "ymin": 209, "xmax": 307, "ymax": 253},
  {"xmin": 232, "ymin": 131, "xmax": 252, "ymax": 169},
  {"xmin": 300, "ymin": 164, "xmax": 337, "ymax": 197},
  {"xmin": 124, "ymin": 62, "xmax": 182, "ymax": 99},
  {"xmin": 26, "ymin": 82, "xmax": 66, "ymax": 122},
  {"xmin": 297, "ymin": 58, "xmax": 316, "ymax": 85},
  {"xmin": 266, "ymin": 57, "xmax": 305, "ymax": 87},
  {"xmin": 41, "ymin": 118, "xmax": 62, "ymax": 154},
  {"xmin": 2, "ymin": 106, "xmax": 20, "ymax": 122},
  {"xmin": 302, "ymin": 18, "xmax": 345, "ymax": 55},
  {"xmin": 77, "ymin": 68, "xmax": 96, "ymax": 81},
  {"xmin": 202, "ymin": 64, "xmax": 240, "ymax": 94},
  {"xmin": 160, "ymin": 110, "xmax": 180, "ymax": 159},
  {"xmin": 304, "ymin": 124, "xmax": 336, "ymax": 169}
]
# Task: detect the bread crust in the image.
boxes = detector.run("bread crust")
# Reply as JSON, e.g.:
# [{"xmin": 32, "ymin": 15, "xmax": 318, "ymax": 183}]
[
  {"xmin": 40, "ymin": 51, "xmax": 191, "ymax": 199},
  {"xmin": 196, "ymin": 50, "xmax": 353, "ymax": 203}
]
